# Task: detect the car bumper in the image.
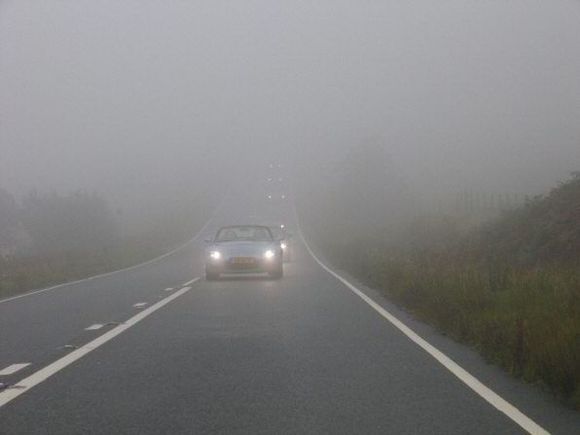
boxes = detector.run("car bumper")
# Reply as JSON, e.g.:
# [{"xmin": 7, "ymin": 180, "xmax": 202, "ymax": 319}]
[{"xmin": 206, "ymin": 259, "xmax": 281, "ymax": 274}]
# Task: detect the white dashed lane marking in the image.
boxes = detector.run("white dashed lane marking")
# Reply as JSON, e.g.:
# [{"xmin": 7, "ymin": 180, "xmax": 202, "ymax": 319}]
[
  {"xmin": 164, "ymin": 288, "xmax": 174, "ymax": 292},
  {"xmin": 0, "ymin": 364, "xmax": 31, "ymax": 376},
  {"xmin": 0, "ymin": 283, "xmax": 198, "ymax": 408},
  {"xmin": 85, "ymin": 324, "xmax": 104, "ymax": 331},
  {"xmin": 133, "ymin": 303, "xmax": 147, "ymax": 308}
]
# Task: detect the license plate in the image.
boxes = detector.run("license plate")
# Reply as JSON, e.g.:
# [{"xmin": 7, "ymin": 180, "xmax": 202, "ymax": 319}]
[{"xmin": 231, "ymin": 257, "xmax": 255, "ymax": 264}]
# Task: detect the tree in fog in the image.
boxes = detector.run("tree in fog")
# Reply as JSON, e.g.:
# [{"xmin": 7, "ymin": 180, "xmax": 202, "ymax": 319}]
[
  {"xmin": 0, "ymin": 188, "xmax": 20, "ymax": 255},
  {"xmin": 21, "ymin": 191, "xmax": 118, "ymax": 255}
]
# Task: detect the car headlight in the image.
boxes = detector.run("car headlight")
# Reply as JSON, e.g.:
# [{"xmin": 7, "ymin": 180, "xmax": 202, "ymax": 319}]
[
  {"xmin": 209, "ymin": 251, "xmax": 222, "ymax": 260},
  {"xmin": 280, "ymin": 243, "xmax": 287, "ymax": 250},
  {"xmin": 263, "ymin": 250, "xmax": 276, "ymax": 260}
]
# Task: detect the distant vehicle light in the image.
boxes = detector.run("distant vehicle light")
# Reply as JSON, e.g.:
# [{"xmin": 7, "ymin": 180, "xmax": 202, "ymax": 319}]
[
  {"xmin": 263, "ymin": 250, "xmax": 275, "ymax": 260},
  {"xmin": 210, "ymin": 251, "xmax": 222, "ymax": 260},
  {"xmin": 280, "ymin": 243, "xmax": 287, "ymax": 250}
]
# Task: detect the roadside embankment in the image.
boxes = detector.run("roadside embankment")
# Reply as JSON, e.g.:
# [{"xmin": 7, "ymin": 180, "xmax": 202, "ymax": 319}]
[{"xmin": 298, "ymin": 173, "xmax": 580, "ymax": 409}]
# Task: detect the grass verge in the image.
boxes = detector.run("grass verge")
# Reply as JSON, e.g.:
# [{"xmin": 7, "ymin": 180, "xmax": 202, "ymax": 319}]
[
  {"xmin": 0, "ymin": 233, "xmax": 175, "ymax": 299},
  {"xmin": 300, "ymin": 222, "xmax": 580, "ymax": 410}
]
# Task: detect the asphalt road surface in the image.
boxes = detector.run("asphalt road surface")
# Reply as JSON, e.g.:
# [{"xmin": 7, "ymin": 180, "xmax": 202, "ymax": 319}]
[{"xmin": 1, "ymin": 194, "xmax": 579, "ymax": 434}]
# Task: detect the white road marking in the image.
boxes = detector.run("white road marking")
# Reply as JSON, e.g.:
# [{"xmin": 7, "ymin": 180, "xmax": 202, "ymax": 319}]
[
  {"xmin": 164, "ymin": 288, "xmax": 174, "ymax": 292},
  {"xmin": 133, "ymin": 302, "xmax": 147, "ymax": 308},
  {"xmin": 0, "ymin": 282, "xmax": 198, "ymax": 408},
  {"xmin": 85, "ymin": 324, "xmax": 104, "ymax": 331},
  {"xmin": 182, "ymin": 279, "xmax": 197, "ymax": 286},
  {"xmin": 0, "ymin": 364, "xmax": 31, "ymax": 376},
  {"xmin": 296, "ymin": 225, "xmax": 549, "ymax": 435}
]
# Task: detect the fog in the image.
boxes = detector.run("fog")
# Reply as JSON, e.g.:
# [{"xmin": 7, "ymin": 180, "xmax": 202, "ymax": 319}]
[{"xmin": 2, "ymin": 0, "xmax": 579, "ymax": 216}]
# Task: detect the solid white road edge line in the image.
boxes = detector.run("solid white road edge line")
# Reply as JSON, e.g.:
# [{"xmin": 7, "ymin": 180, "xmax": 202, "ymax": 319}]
[
  {"xmin": 0, "ymin": 193, "xmax": 229, "ymax": 305},
  {"xmin": 0, "ymin": 364, "xmax": 31, "ymax": 376},
  {"xmin": 0, "ymin": 281, "xmax": 198, "ymax": 408},
  {"xmin": 182, "ymin": 279, "xmax": 197, "ymax": 286},
  {"xmin": 298, "ymin": 230, "xmax": 549, "ymax": 435}
]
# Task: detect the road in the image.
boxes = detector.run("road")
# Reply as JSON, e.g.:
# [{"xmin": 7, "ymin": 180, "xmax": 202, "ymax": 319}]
[{"xmin": 0, "ymin": 194, "xmax": 579, "ymax": 434}]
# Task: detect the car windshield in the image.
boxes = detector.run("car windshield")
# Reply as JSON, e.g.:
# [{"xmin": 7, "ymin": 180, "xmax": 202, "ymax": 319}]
[{"xmin": 215, "ymin": 226, "xmax": 273, "ymax": 242}]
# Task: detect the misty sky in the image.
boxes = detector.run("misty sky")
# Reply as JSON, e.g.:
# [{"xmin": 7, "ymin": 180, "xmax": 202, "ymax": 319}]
[{"xmin": 1, "ymin": 0, "xmax": 579, "ymax": 205}]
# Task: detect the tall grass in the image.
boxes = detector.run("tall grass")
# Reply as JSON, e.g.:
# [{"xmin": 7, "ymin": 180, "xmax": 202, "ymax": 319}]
[
  {"xmin": 0, "ymin": 234, "xmax": 168, "ymax": 299},
  {"xmin": 310, "ymin": 232, "xmax": 580, "ymax": 410},
  {"xmin": 297, "ymin": 169, "xmax": 580, "ymax": 409},
  {"xmin": 0, "ymin": 200, "xmax": 214, "ymax": 299}
]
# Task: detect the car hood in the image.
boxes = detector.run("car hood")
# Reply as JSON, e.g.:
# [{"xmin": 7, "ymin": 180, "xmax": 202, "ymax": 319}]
[{"xmin": 209, "ymin": 241, "xmax": 276, "ymax": 257}]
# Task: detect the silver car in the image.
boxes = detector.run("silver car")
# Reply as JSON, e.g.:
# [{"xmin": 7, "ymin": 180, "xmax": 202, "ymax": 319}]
[{"xmin": 205, "ymin": 225, "xmax": 284, "ymax": 280}]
